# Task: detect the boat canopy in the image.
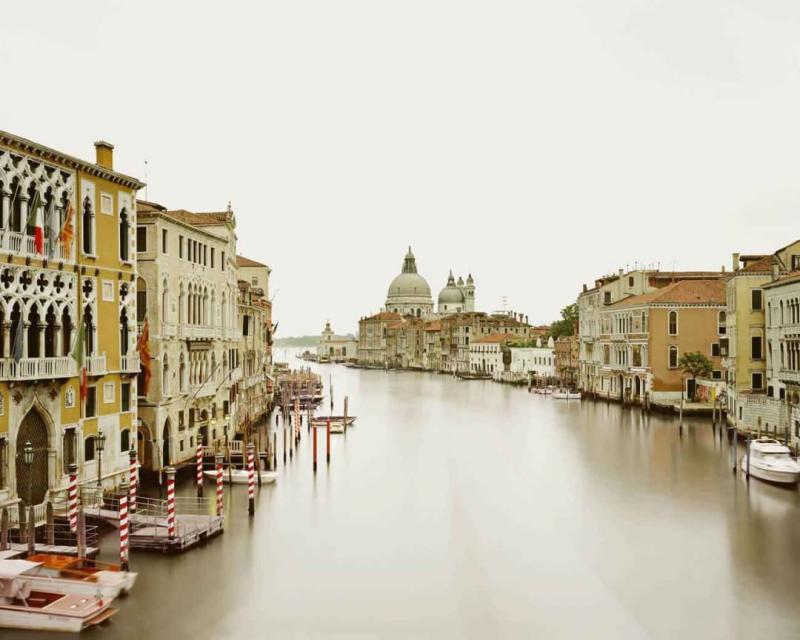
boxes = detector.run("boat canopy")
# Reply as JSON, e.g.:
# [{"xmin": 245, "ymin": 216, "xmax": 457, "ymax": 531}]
[{"xmin": 0, "ymin": 559, "xmax": 42, "ymax": 578}]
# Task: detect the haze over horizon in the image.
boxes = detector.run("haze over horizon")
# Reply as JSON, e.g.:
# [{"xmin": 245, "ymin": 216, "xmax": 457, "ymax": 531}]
[{"xmin": 2, "ymin": 1, "xmax": 799, "ymax": 337}]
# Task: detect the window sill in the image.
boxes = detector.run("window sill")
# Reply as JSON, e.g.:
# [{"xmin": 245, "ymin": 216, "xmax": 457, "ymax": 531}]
[{"xmin": 83, "ymin": 253, "xmax": 97, "ymax": 260}]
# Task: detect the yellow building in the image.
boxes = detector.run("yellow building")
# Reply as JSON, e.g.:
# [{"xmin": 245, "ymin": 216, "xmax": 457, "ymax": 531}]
[
  {"xmin": 0, "ymin": 131, "xmax": 143, "ymax": 519},
  {"xmin": 725, "ymin": 242, "xmax": 800, "ymax": 427}
]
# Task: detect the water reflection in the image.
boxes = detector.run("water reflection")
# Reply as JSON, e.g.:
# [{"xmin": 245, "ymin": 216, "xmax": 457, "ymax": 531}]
[{"xmin": 7, "ymin": 352, "xmax": 800, "ymax": 639}]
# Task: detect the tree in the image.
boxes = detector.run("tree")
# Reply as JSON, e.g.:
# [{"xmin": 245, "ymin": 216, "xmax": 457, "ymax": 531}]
[
  {"xmin": 678, "ymin": 351, "xmax": 713, "ymax": 401},
  {"xmin": 549, "ymin": 303, "xmax": 578, "ymax": 339}
]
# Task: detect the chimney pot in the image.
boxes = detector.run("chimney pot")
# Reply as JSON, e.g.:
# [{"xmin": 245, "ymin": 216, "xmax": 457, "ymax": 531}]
[
  {"xmin": 94, "ymin": 140, "xmax": 114, "ymax": 170},
  {"xmin": 732, "ymin": 252, "xmax": 740, "ymax": 271}
]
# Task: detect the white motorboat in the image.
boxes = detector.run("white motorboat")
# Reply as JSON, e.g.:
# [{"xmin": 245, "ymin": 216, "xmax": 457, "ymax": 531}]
[
  {"xmin": 0, "ymin": 552, "xmax": 136, "ymax": 600},
  {"xmin": 203, "ymin": 468, "xmax": 278, "ymax": 484},
  {"xmin": 552, "ymin": 391, "xmax": 582, "ymax": 400},
  {"xmin": 741, "ymin": 438, "xmax": 800, "ymax": 485},
  {"xmin": 0, "ymin": 559, "xmax": 116, "ymax": 632}
]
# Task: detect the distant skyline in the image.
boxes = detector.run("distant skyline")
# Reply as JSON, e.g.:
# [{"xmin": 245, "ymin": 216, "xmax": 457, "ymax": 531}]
[{"xmin": 2, "ymin": 1, "xmax": 799, "ymax": 337}]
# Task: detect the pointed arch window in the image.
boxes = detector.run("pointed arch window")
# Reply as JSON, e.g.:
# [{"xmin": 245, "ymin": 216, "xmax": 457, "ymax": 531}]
[
  {"xmin": 119, "ymin": 208, "xmax": 130, "ymax": 262},
  {"xmin": 668, "ymin": 310, "xmax": 678, "ymax": 336},
  {"xmin": 82, "ymin": 197, "xmax": 95, "ymax": 256}
]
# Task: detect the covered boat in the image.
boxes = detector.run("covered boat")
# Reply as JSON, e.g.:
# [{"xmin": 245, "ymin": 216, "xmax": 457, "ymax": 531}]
[{"xmin": 741, "ymin": 438, "xmax": 800, "ymax": 484}]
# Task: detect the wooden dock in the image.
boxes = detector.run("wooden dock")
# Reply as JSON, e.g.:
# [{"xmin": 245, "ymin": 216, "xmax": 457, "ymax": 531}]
[{"xmin": 7, "ymin": 542, "xmax": 100, "ymax": 558}]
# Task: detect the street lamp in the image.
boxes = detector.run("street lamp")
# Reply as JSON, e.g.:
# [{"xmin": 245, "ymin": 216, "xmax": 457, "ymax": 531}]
[
  {"xmin": 210, "ymin": 417, "xmax": 217, "ymax": 448},
  {"xmin": 23, "ymin": 440, "xmax": 33, "ymax": 506},
  {"xmin": 96, "ymin": 428, "xmax": 106, "ymax": 487}
]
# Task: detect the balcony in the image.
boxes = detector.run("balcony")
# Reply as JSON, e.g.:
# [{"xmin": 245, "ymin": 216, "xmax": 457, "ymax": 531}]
[
  {"xmin": 779, "ymin": 368, "xmax": 800, "ymax": 384},
  {"xmin": 85, "ymin": 353, "xmax": 106, "ymax": 376},
  {"xmin": 121, "ymin": 353, "xmax": 140, "ymax": 373},
  {"xmin": 162, "ymin": 323, "xmax": 177, "ymax": 338},
  {"xmin": 179, "ymin": 325, "xmax": 222, "ymax": 340},
  {"xmin": 0, "ymin": 356, "xmax": 76, "ymax": 380},
  {"xmin": 190, "ymin": 380, "xmax": 218, "ymax": 398},
  {"xmin": 0, "ymin": 230, "xmax": 73, "ymax": 263}
]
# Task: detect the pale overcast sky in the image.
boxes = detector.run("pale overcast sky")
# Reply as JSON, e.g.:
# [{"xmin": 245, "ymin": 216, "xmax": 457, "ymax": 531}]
[{"xmin": 2, "ymin": 1, "xmax": 799, "ymax": 336}]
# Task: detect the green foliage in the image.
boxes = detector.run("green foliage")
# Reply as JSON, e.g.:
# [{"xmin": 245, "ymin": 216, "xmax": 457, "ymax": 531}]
[
  {"xmin": 678, "ymin": 351, "xmax": 713, "ymax": 400},
  {"xmin": 548, "ymin": 303, "xmax": 578, "ymax": 339}
]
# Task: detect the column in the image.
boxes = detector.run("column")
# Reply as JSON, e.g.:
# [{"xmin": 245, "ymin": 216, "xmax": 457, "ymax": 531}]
[
  {"xmin": 17, "ymin": 198, "xmax": 28, "ymax": 233},
  {"xmin": 54, "ymin": 324, "xmax": 62, "ymax": 359},
  {"xmin": 37, "ymin": 323, "xmax": 45, "ymax": 359},
  {"xmin": 0, "ymin": 191, "xmax": 9, "ymax": 234},
  {"xmin": 2, "ymin": 322, "xmax": 9, "ymax": 358}
]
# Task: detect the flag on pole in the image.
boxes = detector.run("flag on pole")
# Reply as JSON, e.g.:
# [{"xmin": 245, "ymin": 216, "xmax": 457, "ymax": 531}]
[
  {"xmin": 137, "ymin": 317, "xmax": 152, "ymax": 395},
  {"xmin": 12, "ymin": 311, "xmax": 24, "ymax": 364},
  {"xmin": 46, "ymin": 199, "xmax": 60, "ymax": 260},
  {"xmin": 27, "ymin": 190, "xmax": 43, "ymax": 254},
  {"xmin": 72, "ymin": 321, "xmax": 87, "ymax": 401},
  {"xmin": 59, "ymin": 200, "xmax": 75, "ymax": 260}
]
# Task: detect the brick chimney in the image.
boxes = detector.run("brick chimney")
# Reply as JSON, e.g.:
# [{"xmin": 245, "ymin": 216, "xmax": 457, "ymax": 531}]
[
  {"xmin": 94, "ymin": 140, "xmax": 114, "ymax": 169},
  {"xmin": 732, "ymin": 252, "xmax": 740, "ymax": 272}
]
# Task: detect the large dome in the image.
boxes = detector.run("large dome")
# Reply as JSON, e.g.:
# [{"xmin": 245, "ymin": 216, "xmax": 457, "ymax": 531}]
[{"xmin": 388, "ymin": 272, "xmax": 431, "ymax": 298}]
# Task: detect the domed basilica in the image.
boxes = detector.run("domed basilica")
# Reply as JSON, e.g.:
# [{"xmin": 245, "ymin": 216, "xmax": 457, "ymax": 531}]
[{"xmin": 385, "ymin": 247, "xmax": 475, "ymax": 318}]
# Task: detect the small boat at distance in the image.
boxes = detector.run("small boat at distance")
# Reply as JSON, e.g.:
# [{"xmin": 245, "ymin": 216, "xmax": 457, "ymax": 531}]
[
  {"xmin": 552, "ymin": 390, "xmax": 582, "ymax": 400},
  {"xmin": 0, "ymin": 559, "xmax": 117, "ymax": 632},
  {"xmin": 311, "ymin": 416, "xmax": 356, "ymax": 433},
  {"xmin": 740, "ymin": 438, "xmax": 800, "ymax": 485},
  {"xmin": 203, "ymin": 467, "xmax": 278, "ymax": 485}
]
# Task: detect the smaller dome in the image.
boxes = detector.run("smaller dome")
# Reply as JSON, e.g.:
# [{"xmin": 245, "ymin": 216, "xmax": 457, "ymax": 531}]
[{"xmin": 438, "ymin": 271, "xmax": 465, "ymax": 305}]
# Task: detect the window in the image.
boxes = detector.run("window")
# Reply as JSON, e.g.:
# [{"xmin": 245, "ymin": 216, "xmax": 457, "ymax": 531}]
[
  {"xmin": 604, "ymin": 291, "xmax": 612, "ymax": 305},
  {"xmin": 179, "ymin": 410, "xmax": 185, "ymax": 429},
  {"xmin": 718, "ymin": 311, "xmax": 726, "ymax": 335},
  {"xmin": 711, "ymin": 343, "xmax": 720, "ymax": 357},
  {"xmin": 211, "ymin": 248, "xmax": 215, "ymax": 268},
  {"xmin": 243, "ymin": 315, "xmax": 250, "ymax": 336},
  {"xmin": 136, "ymin": 226, "xmax": 147, "ymax": 251},
  {"xmin": 85, "ymin": 386, "xmax": 97, "ymax": 418},
  {"xmin": 103, "ymin": 382, "xmax": 115, "ymax": 404},
  {"xmin": 251, "ymin": 277, "xmax": 258, "ymax": 286},
  {"xmin": 792, "ymin": 255, "xmax": 800, "ymax": 271},
  {"xmin": 162, "ymin": 229, "xmax": 168, "ymax": 254},
  {"xmin": 751, "ymin": 289, "xmax": 763, "ymax": 311},
  {"xmin": 221, "ymin": 251, "xmax": 225, "ymax": 270},
  {"xmin": 179, "ymin": 235, "xmax": 184, "ymax": 259},
  {"xmin": 84, "ymin": 436, "xmax": 96, "ymax": 462},
  {"xmin": 751, "ymin": 372, "xmax": 763, "ymax": 390},
  {"xmin": 119, "ymin": 209, "xmax": 130, "ymax": 261},
  {"xmin": 82, "ymin": 197, "xmax": 95, "ymax": 255},
  {"xmin": 62, "ymin": 428, "xmax": 77, "ymax": 473},
  {"xmin": 712, "ymin": 370, "xmax": 722, "ymax": 380},
  {"xmin": 668, "ymin": 311, "xmax": 678, "ymax": 336},
  {"xmin": 668, "ymin": 346, "xmax": 678, "ymax": 369},
  {"xmin": 628, "ymin": 276, "xmax": 634, "ymax": 287},
  {"xmin": 120, "ymin": 429, "xmax": 130, "ymax": 453},
  {"xmin": 751, "ymin": 336, "xmax": 763, "ymax": 360},
  {"xmin": 121, "ymin": 382, "xmax": 131, "ymax": 412},
  {"xmin": 102, "ymin": 280, "xmax": 114, "ymax": 302},
  {"xmin": 0, "ymin": 437, "xmax": 7, "ymax": 488}
]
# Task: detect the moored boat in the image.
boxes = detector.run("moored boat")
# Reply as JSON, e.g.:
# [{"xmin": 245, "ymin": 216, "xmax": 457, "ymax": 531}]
[
  {"xmin": 740, "ymin": 438, "xmax": 800, "ymax": 485},
  {"xmin": 0, "ymin": 559, "xmax": 117, "ymax": 632},
  {"xmin": 552, "ymin": 390, "xmax": 582, "ymax": 400},
  {"xmin": 203, "ymin": 468, "xmax": 278, "ymax": 484}
]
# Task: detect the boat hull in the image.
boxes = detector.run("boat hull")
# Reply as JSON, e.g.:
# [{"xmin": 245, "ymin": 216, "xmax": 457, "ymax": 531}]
[
  {"xmin": 0, "ymin": 596, "xmax": 115, "ymax": 632},
  {"xmin": 740, "ymin": 457, "xmax": 800, "ymax": 484},
  {"xmin": 203, "ymin": 470, "xmax": 278, "ymax": 484}
]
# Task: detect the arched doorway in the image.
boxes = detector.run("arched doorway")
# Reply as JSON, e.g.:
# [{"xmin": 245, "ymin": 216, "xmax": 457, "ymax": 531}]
[
  {"xmin": 162, "ymin": 419, "xmax": 171, "ymax": 468},
  {"xmin": 137, "ymin": 422, "xmax": 153, "ymax": 470},
  {"xmin": 16, "ymin": 409, "xmax": 50, "ymax": 506},
  {"xmin": 634, "ymin": 376, "xmax": 641, "ymax": 399},
  {"xmin": 617, "ymin": 374, "xmax": 624, "ymax": 400}
]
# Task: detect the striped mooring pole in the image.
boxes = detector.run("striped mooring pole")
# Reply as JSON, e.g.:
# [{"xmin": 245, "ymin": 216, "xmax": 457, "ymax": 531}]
[
  {"xmin": 119, "ymin": 495, "xmax": 129, "ymax": 571},
  {"xmin": 128, "ymin": 448, "xmax": 138, "ymax": 515},
  {"xmin": 67, "ymin": 463, "xmax": 79, "ymax": 534},
  {"xmin": 165, "ymin": 467, "xmax": 176, "ymax": 539},
  {"xmin": 326, "ymin": 416, "xmax": 331, "ymax": 465},
  {"xmin": 196, "ymin": 434, "xmax": 204, "ymax": 498},
  {"xmin": 215, "ymin": 453, "xmax": 224, "ymax": 517},
  {"xmin": 247, "ymin": 443, "xmax": 255, "ymax": 516}
]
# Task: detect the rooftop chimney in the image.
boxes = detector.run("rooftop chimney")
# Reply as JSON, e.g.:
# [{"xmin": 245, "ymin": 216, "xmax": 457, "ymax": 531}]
[
  {"xmin": 732, "ymin": 252, "xmax": 740, "ymax": 272},
  {"xmin": 94, "ymin": 140, "xmax": 114, "ymax": 170}
]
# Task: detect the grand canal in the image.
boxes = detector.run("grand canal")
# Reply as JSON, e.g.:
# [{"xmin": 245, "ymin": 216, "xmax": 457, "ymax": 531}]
[{"xmin": 11, "ymin": 354, "xmax": 800, "ymax": 639}]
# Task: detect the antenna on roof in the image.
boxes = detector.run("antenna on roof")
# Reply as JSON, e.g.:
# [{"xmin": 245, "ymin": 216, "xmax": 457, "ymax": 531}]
[{"xmin": 144, "ymin": 159, "xmax": 148, "ymax": 201}]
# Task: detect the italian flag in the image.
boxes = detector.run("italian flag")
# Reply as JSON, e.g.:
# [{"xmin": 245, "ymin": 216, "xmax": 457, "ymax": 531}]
[{"xmin": 33, "ymin": 202, "xmax": 44, "ymax": 254}]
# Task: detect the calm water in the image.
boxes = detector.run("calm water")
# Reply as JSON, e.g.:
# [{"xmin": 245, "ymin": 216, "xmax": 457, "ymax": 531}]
[{"xmin": 11, "ymin": 353, "xmax": 800, "ymax": 639}]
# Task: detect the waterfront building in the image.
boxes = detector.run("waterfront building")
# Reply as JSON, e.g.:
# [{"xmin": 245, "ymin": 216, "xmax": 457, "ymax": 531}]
[
  {"xmin": 317, "ymin": 320, "xmax": 357, "ymax": 362},
  {"xmin": 135, "ymin": 201, "xmax": 241, "ymax": 469},
  {"xmin": 423, "ymin": 320, "xmax": 442, "ymax": 370},
  {"xmin": 764, "ymin": 270, "xmax": 800, "ymax": 447},
  {"xmin": 508, "ymin": 337, "xmax": 556, "ymax": 382},
  {"xmin": 439, "ymin": 312, "xmax": 531, "ymax": 373},
  {"xmin": 469, "ymin": 334, "xmax": 514, "ymax": 376},
  {"xmin": 357, "ymin": 311, "xmax": 401, "ymax": 366},
  {"xmin": 554, "ymin": 335, "xmax": 579, "ymax": 386},
  {"xmin": 597, "ymin": 279, "xmax": 725, "ymax": 406},
  {"xmin": 723, "ymin": 244, "xmax": 800, "ymax": 430},
  {"xmin": 0, "ymin": 131, "xmax": 144, "ymax": 516},
  {"xmin": 578, "ymin": 268, "xmax": 725, "ymax": 396},
  {"xmin": 236, "ymin": 265, "xmax": 273, "ymax": 432}
]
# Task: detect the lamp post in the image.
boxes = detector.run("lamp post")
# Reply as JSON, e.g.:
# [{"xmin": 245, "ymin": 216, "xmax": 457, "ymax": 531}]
[
  {"xmin": 96, "ymin": 428, "xmax": 106, "ymax": 488},
  {"xmin": 23, "ymin": 441, "xmax": 34, "ymax": 507},
  {"xmin": 210, "ymin": 417, "xmax": 217, "ymax": 450}
]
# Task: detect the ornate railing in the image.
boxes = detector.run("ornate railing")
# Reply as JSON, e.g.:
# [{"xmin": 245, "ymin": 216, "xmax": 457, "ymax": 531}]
[
  {"xmin": 86, "ymin": 353, "xmax": 107, "ymax": 376},
  {"xmin": 0, "ymin": 229, "xmax": 73, "ymax": 263},
  {"xmin": 121, "ymin": 353, "xmax": 140, "ymax": 372},
  {"xmin": 0, "ymin": 356, "xmax": 76, "ymax": 380}
]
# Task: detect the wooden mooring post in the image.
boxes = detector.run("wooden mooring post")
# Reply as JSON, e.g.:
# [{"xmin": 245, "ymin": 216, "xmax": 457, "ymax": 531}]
[
  {"xmin": 344, "ymin": 396, "xmax": 349, "ymax": 435},
  {"xmin": 313, "ymin": 419, "xmax": 318, "ymax": 473},
  {"xmin": 68, "ymin": 464, "xmax": 79, "ymax": 532},
  {"xmin": 215, "ymin": 453, "xmax": 224, "ymax": 517},
  {"xmin": 326, "ymin": 416, "xmax": 331, "ymax": 465},
  {"xmin": 0, "ymin": 507, "xmax": 8, "ymax": 551},
  {"xmin": 129, "ymin": 449, "xmax": 138, "ymax": 515},
  {"xmin": 27, "ymin": 506, "xmax": 35, "ymax": 556},
  {"xmin": 46, "ymin": 502, "xmax": 54, "ymax": 546},
  {"xmin": 119, "ymin": 495, "xmax": 129, "ymax": 571},
  {"xmin": 247, "ymin": 443, "xmax": 256, "ymax": 517},
  {"xmin": 196, "ymin": 434, "xmax": 204, "ymax": 498},
  {"xmin": 77, "ymin": 507, "xmax": 86, "ymax": 559},
  {"xmin": 166, "ymin": 467, "xmax": 177, "ymax": 539}
]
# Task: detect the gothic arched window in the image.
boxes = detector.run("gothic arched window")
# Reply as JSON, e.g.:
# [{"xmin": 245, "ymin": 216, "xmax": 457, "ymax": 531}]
[
  {"xmin": 119, "ymin": 208, "xmax": 130, "ymax": 262},
  {"xmin": 82, "ymin": 197, "xmax": 94, "ymax": 255}
]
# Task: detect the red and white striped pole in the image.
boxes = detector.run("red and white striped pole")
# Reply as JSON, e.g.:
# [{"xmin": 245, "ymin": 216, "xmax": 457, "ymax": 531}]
[
  {"xmin": 67, "ymin": 464, "xmax": 79, "ymax": 534},
  {"xmin": 215, "ymin": 453, "xmax": 224, "ymax": 517},
  {"xmin": 165, "ymin": 467, "xmax": 176, "ymax": 539},
  {"xmin": 128, "ymin": 448, "xmax": 137, "ymax": 515},
  {"xmin": 247, "ymin": 443, "xmax": 255, "ymax": 516},
  {"xmin": 196, "ymin": 434, "xmax": 204, "ymax": 498},
  {"xmin": 118, "ymin": 495, "xmax": 129, "ymax": 571}
]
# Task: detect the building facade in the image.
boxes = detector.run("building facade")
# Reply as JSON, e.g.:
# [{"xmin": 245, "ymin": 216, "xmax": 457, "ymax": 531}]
[
  {"xmin": 0, "ymin": 132, "xmax": 143, "ymax": 516},
  {"xmin": 317, "ymin": 320, "xmax": 357, "ymax": 361},
  {"xmin": 135, "ymin": 201, "xmax": 241, "ymax": 469}
]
